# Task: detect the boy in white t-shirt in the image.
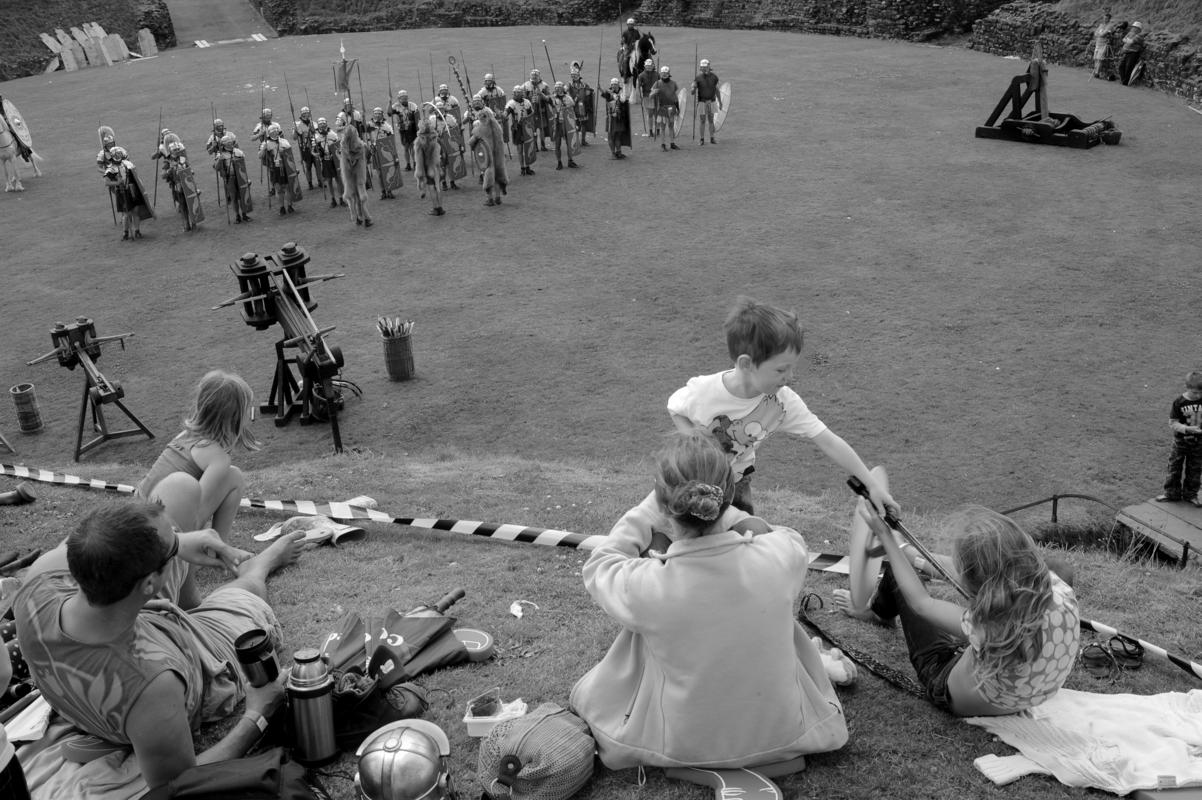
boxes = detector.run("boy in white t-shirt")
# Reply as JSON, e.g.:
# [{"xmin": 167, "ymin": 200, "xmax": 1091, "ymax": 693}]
[{"xmin": 668, "ymin": 296, "xmax": 896, "ymax": 515}]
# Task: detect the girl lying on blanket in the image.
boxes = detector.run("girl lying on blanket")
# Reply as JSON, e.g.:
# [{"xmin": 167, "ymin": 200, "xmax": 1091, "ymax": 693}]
[
  {"xmin": 835, "ymin": 467, "xmax": 1080, "ymax": 717},
  {"xmin": 569, "ymin": 432, "xmax": 849, "ymax": 769}
]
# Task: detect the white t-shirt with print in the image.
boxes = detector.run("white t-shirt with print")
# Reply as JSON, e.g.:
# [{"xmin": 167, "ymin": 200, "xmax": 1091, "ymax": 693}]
[{"xmin": 667, "ymin": 371, "xmax": 827, "ymax": 479}]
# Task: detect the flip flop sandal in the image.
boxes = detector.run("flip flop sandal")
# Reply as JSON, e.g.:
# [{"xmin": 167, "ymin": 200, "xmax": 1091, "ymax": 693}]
[
  {"xmin": 1109, "ymin": 635, "xmax": 1145, "ymax": 670},
  {"xmin": 1080, "ymin": 642, "xmax": 1121, "ymax": 682}
]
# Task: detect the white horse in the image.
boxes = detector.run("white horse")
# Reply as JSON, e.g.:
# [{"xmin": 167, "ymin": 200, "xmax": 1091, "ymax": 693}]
[{"xmin": 0, "ymin": 112, "xmax": 43, "ymax": 192}]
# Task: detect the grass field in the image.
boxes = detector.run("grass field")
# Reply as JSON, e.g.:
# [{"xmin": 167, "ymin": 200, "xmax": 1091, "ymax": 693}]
[{"xmin": 2, "ymin": 24, "xmax": 1202, "ymax": 800}]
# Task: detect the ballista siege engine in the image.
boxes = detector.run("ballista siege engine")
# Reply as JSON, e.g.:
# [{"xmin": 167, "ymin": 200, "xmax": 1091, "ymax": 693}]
[
  {"xmin": 26, "ymin": 317, "xmax": 154, "ymax": 461},
  {"xmin": 214, "ymin": 242, "xmax": 348, "ymax": 452}
]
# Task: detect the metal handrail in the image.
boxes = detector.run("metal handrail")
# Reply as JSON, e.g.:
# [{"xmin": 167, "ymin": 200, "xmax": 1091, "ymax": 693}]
[{"xmin": 1000, "ymin": 492, "xmax": 1120, "ymax": 522}]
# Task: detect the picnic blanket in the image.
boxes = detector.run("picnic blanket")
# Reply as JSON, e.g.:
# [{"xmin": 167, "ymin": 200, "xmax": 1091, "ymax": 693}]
[
  {"xmin": 17, "ymin": 715, "xmax": 146, "ymax": 800},
  {"xmin": 967, "ymin": 688, "xmax": 1202, "ymax": 794}
]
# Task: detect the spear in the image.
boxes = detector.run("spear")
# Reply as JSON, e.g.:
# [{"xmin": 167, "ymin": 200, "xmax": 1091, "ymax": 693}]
[
  {"xmin": 692, "ymin": 41, "xmax": 698, "ymax": 142},
  {"xmin": 152, "ymin": 105, "xmax": 161, "ymax": 208},
  {"xmin": 305, "ymin": 86, "xmax": 325, "ymax": 202},
  {"xmin": 428, "ymin": 52, "xmax": 436, "ymax": 99},
  {"xmin": 530, "ymin": 41, "xmax": 538, "ymax": 75},
  {"xmin": 596, "ymin": 33, "xmax": 603, "ymax": 137},
  {"xmin": 212, "ymin": 101, "xmax": 230, "ymax": 224},
  {"xmin": 460, "ymin": 50, "xmax": 474, "ymax": 96},
  {"xmin": 542, "ymin": 39, "xmax": 556, "ymax": 84},
  {"xmin": 258, "ymin": 82, "xmax": 265, "ymax": 185}
]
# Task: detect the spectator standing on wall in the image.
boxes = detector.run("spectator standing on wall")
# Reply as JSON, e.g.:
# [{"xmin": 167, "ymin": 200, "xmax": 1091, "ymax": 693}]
[
  {"xmin": 1091, "ymin": 11, "xmax": 1114, "ymax": 79},
  {"xmin": 1119, "ymin": 21, "xmax": 1146, "ymax": 86}
]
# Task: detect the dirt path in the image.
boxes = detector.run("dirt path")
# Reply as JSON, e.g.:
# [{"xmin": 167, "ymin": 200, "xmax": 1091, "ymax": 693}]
[{"xmin": 163, "ymin": 0, "xmax": 276, "ymax": 45}]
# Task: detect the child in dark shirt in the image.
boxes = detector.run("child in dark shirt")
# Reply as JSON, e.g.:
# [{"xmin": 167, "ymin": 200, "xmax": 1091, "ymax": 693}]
[{"xmin": 1156, "ymin": 371, "xmax": 1202, "ymax": 505}]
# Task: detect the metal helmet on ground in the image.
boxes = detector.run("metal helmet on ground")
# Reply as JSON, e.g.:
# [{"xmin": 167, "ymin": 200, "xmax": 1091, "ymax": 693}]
[{"xmin": 355, "ymin": 719, "xmax": 453, "ymax": 800}]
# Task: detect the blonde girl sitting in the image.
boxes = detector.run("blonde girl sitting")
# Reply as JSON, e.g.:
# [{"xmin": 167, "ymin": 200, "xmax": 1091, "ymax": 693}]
[{"xmin": 837, "ymin": 486, "xmax": 1079, "ymax": 717}]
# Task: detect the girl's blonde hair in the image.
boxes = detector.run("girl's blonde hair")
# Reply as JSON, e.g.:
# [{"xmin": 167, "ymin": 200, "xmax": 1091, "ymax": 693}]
[
  {"xmin": 654, "ymin": 433, "xmax": 735, "ymax": 534},
  {"xmin": 184, "ymin": 370, "xmax": 260, "ymax": 452},
  {"xmin": 951, "ymin": 506, "xmax": 1052, "ymax": 686}
]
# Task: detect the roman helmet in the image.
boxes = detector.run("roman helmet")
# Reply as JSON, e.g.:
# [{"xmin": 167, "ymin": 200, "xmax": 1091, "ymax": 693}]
[
  {"xmin": 609, "ymin": 77, "xmax": 621, "ymax": 87},
  {"xmin": 644, "ymin": 58, "xmax": 654, "ymax": 68},
  {"xmin": 220, "ymin": 132, "xmax": 237, "ymax": 149},
  {"xmin": 397, "ymin": 89, "xmax": 408, "ymax": 99},
  {"xmin": 261, "ymin": 108, "xmax": 273, "ymax": 120},
  {"xmin": 299, "ymin": 106, "xmax": 311, "ymax": 118},
  {"xmin": 110, "ymin": 145, "xmax": 127, "ymax": 160},
  {"xmin": 626, "ymin": 17, "xmax": 636, "ymax": 25},
  {"xmin": 513, "ymin": 85, "xmax": 525, "ymax": 98},
  {"xmin": 699, "ymin": 59, "xmax": 711, "ymax": 70},
  {"xmin": 372, "ymin": 107, "xmax": 385, "ymax": 121},
  {"xmin": 483, "ymin": 73, "xmax": 495, "ymax": 87},
  {"xmin": 316, "ymin": 117, "xmax": 328, "ymax": 129},
  {"xmin": 660, "ymin": 65, "xmax": 671, "ymax": 76},
  {"xmin": 554, "ymin": 81, "xmax": 566, "ymax": 94},
  {"xmin": 438, "ymin": 84, "xmax": 450, "ymax": 96},
  {"xmin": 530, "ymin": 69, "xmax": 541, "ymax": 80},
  {"xmin": 570, "ymin": 60, "xmax": 582, "ymax": 76},
  {"xmin": 212, "ymin": 119, "xmax": 225, "ymax": 132},
  {"xmin": 355, "ymin": 720, "xmax": 454, "ymax": 800},
  {"xmin": 267, "ymin": 122, "xmax": 281, "ymax": 139}
]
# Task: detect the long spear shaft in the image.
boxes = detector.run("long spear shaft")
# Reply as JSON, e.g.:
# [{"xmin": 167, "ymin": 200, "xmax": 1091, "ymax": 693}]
[
  {"xmin": 428, "ymin": 52, "xmax": 435, "ymax": 98},
  {"xmin": 692, "ymin": 41, "xmax": 698, "ymax": 141},
  {"xmin": 152, "ymin": 105, "xmax": 161, "ymax": 207},
  {"xmin": 542, "ymin": 39, "xmax": 556, "ymax": 84},
  {"xmin": 596, "ymin": 33, "xmax": 603, "ymax": 134},
  {"xmin": 460, "ymin": 50, "xmax": 474, "ymax": 95}
]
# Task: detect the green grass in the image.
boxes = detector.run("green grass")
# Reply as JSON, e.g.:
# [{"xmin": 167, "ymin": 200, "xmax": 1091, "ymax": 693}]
[
  {"xmin": 1053, "ymin": 0, "xmax": 1202, "ymax": 40},
  {"xmin": 4, "ymin": 453, "xmax": 1200, "ymax": 800}
]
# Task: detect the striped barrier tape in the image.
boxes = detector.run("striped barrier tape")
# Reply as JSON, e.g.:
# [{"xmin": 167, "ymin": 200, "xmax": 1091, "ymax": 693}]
[
  {"xmin": 1080, "ymin": 618, "xmax": 1202, "ymax": 683},
  {"xmin": 0, "ymin": 463, "xmax": 854, "ymax": 568}
]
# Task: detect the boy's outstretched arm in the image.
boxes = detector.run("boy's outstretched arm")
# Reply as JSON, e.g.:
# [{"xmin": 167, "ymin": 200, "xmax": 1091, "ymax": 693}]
[
  {"xmin": 811, "ymin": 429, "xmax": 898, "ymax": 516},
  {"xmin": 669, "ymin": 412, "xmax": 699, "ymax": 435}
]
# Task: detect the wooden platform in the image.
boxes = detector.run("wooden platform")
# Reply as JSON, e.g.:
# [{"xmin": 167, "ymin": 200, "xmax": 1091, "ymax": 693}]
[{"xmin": 1116, "ymin": 498, "xmax": 1202, "ymax": 565}]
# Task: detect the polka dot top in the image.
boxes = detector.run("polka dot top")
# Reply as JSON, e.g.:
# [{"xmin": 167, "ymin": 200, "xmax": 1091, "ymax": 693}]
[{"xmin": 961, "ymin": 572, "xmax": 1080, "ymax": 712}]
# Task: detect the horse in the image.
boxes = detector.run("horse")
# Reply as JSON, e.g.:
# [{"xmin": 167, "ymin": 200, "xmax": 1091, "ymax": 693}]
[
  {"xmin": 0, "ymin": 112, "xmax": 43, "ymax": 192},
  {"xmin": 338, "ymin": 122, "xmax": 372, "ymax": 227},
  {"xmin": 618, "ymin": 32, "xmax": 657, "ymax": 83}
]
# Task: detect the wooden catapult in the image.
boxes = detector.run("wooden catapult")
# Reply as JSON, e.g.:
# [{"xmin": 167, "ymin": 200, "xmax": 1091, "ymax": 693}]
[
  {"xmin": 26, "ymin": 317, "xmax": 154, "ymax": 461},
  {"xmin": 975, "ymin": 68, "xmax": 1120, "ymax": 149},
  {"xmin": 214, "ymin": 242, "xmax": 347, "ymax": 453}
]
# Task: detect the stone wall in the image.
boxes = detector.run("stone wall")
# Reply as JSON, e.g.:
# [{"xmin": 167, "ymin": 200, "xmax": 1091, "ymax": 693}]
[
  {"xmin": 638, "ymin": 0, "xmax": 1011, "ymax": 40},
  {"xmin": 969, "ymin": 1, "xmax": 1202, "ymax": 104},
  {"xmin": 260, "ymin": 0, "xmax": 621, "ymax": 36},
  {"xmin": 134, "ymin": 0, "xmax": 176, "ymax": 50}
]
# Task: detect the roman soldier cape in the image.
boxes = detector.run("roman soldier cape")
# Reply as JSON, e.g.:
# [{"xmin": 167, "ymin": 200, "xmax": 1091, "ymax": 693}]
[{"xmin": 470, "ymin": 111, "xmax": 508, "ymax": 193}]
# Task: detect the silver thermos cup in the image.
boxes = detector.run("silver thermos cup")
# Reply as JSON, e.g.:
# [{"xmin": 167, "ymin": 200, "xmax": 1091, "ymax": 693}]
[{"xmin": 286, "ymin": 648, "xmax": 339, "ymax": 765}]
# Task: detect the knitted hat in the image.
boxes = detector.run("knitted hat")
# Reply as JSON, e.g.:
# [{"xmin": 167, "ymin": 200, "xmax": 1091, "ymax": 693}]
[{"xmin": 478, "ymin": 704, "xmax": 595, "ymax": 800}]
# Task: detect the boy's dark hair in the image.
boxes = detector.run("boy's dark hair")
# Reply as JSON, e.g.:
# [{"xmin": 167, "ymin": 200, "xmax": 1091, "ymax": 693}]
[
  {"xmin": 724, "ymin": 296, "xmax": 804, "ymax": 365},
  {"xmin": 1187, "ymin": 371, "xmax": 1202, "ymax": 390},
  {"xmin": 67, "ymin": 501, "xmax": 168, "ymax": 606}
]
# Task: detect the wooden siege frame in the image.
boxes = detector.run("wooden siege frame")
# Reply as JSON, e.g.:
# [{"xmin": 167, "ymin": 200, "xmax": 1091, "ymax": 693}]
[{"xmin": 974, "ymin": 72, "xmax": 1115, "ymax": 149}]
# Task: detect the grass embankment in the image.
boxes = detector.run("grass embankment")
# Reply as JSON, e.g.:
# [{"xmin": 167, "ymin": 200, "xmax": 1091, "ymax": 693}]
[
  {"xmin": 3, "ymin": 452, "xmax": 1199, "ymax": 800},
  {"xmin": 1053, "ymin": 0, "xmax": 1202, "ymax": 40},
  {"xmin": 262, "ymin": 0, "xmax": 620, "ymax": 35},
  {"xmin": 0, "ymin": 0, "xmax": 140, "ymax": 81}
]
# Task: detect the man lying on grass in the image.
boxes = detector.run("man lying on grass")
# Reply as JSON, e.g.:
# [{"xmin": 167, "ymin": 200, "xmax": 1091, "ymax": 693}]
[
  {"xmin": 835, "ymin": 467, "xmax": 1079, "ymax": 717},
  {"xmin": 13, "ymin": 500, "xmax": 305, "ymax": 789}
]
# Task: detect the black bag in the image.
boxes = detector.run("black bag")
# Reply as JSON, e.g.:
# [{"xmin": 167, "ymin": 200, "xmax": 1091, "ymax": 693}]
[{"xmin": 139, "ymin": 747, "xmax": 318, "ymax": 800}]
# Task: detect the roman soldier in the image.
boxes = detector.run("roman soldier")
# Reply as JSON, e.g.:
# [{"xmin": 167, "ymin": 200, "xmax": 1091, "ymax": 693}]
[
  {"xmin": 389, "ymin": 89, "xmax": 420, "ymax": 171},
  {"xmin": 506, "ymin": 85, "xmax": 536, "ymax": 176},
  {"xmin": 259, "ymin": 122, "xmax": 299, "ymax": 215},
  {"xmin": 523, "ymin": 69, "xmax": 553, "ymax": 151},
  {"xmin": 96, "ymin": 125, "xmax": 117, "ymax": 175},
  {"xmin": 475, "ymin": 74, "xmax": 507, "ymax": 117},
  {"xmin": 651, "ymin": 65, "xmax": 680, "ymax": 151},
  {"xmin": 341, "ymin": 97, "xmax": 365, "ymax": 134},
  {"xmin": 413, "ymin": 113, "xmax": 444, "ymax": 216},
  {"xmin": 599, "ymin": 77, "xmax": 631, "ymax": 159},
  {"xmin": 313, "ymin": 117, "xmax": 346, "ymax": 208},
  {"xmin": 205, "ymin": 118, "xmax": 227, "ymax": 156},
  {"xmin": 251, "ymin": 108, "xmax": 274, "ymax": 145},
  {"xmin": 102, "ymin": 145, "xmax": 153, "ymax": 240},
  {"xmin": 549, "ymin": 82, "xmax": 579, "ymax": 170},
  {"xmin": 162, "ymin": 133, "xmax": 204, "ymax": 232},
  {"xmin": 567, "ymin": 61, "xmax": 595, "ymax": 147},
  {"xmin": 436, "ymin": 84, "xmax": 461, "ymax": 124},
  {"xmin": 621, "ymin": 18, "xmax": 642, "ymax": 51},
  {"xmin": 432, "ymin": 100, "xmax": 462, "ymax": 192},
  {"xmin": 366, "ymin": 107, "xmax": 397, "ymax": 200},
  {"xmin": 637, "ymin": 59, "xmax": 659, "ymax": 138},
  {"xmin": 294, "ymin": 106, "xmax": 321, "ymax": 189},
  {"xmin": 467, "ymin": 98, "xmax": 508, "ymax": 208},
  {"xmin": 214, "ymin": 131, "xmax": 253, "ymax": 223},
  {"xmin": 692, "ymin": 58, "xmax": 723, "ymax": 145}
]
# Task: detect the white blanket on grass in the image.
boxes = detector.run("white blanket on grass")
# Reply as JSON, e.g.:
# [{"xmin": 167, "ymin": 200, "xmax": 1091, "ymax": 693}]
[
  {"xmin": 17, "ymin": 714, "xmax": 146, "ymax": 800},
  {"xmin": 966, "ymin": 688, "xmax": 1202, "ymax": 795}
]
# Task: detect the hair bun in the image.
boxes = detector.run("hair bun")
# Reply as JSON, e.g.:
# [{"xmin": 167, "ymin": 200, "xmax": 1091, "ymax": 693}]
[{"xmin": 683, "ymin": 482, "xmax": 725, "ymax": 521}]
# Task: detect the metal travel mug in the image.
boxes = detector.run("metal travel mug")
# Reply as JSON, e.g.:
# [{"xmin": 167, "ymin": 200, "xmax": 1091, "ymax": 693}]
[
  {"xmin": 234, "ymin": 628, "xmax": 279, "ymax": 688},
  {"xmin": 286, "ymin": 648, "xmax": 339, "ymax": 765}
]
